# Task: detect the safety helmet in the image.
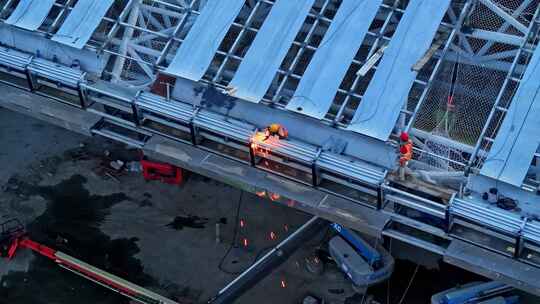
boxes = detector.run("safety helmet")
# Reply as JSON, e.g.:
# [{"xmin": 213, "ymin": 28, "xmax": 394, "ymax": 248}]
[
  {"xmin": 400, "ymin": 132, "xmax": 409, "ymax": 142},
  {"xmin": 269, "ymin": 123, "xmax": 281, "ymax": 133}
]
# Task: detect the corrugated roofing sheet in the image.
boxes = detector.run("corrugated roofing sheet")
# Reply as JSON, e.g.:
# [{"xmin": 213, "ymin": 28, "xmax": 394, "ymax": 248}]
[
  {"xmin": 165, "ymin": 0, "xmax": 245, "ymax": 81},
  {"xmin": 229, "ymin": 0, "xmax": 316, "ymax": 103},
  {"xmin": 51, "ymin": 0, "xmax": 114, "ymax": 49},
  {"xmin": 5, "ymin": 0, "xmax": 56, "ymax": 31},
  {"xmin": 346, "ymin": 0, "xmax": 450, "ymax": 141},
  {"xmin": 285, "ymin": 0, "xmax": 382, "ymax": 119}
]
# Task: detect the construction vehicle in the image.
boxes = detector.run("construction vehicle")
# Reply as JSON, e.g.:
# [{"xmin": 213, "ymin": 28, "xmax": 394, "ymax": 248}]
[
  {"xmin": 329, "ymin": 223, "xmax": 394, "ymax": 287},
  {"xmin": 0, "ymin": 219, "xmax": 179, "ymax": 304},
  {"xmin": 431, "ymin": 281, "xmax": 520, "ymax": 304}
]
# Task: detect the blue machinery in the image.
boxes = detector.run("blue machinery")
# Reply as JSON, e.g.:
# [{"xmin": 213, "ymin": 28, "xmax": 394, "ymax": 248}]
[
  {"xmin": 329, "ymin": 223, "xmax": 394, "ymax": 287},
  {"xmin": 331, "ymin": 223, "xmax": 383, "ymax": 268},
  {"xmin": 0, "ymin": 0, "xmax": 540, "ymax": 297},
  {"xmin": 431, "ymin": 281, "xmax": 519, "ymax": 304}
]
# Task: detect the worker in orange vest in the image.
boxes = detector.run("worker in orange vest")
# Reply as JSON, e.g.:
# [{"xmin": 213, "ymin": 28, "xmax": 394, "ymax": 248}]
[
  {"xmin": 265, "ymin": 123, "xmax": 288, "ymax": 139},
  {"xmin": 399, "ymin": 132, "xmax": 413, "ymax": 180}
]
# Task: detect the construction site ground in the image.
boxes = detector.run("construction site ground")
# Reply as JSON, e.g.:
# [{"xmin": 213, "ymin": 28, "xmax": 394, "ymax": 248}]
[{"xmin": 0, "ymin": 107, "xmax": 536, "ymax": 304}]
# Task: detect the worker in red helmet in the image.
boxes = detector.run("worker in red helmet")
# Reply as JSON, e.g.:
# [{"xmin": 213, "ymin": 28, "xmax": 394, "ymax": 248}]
[{"xmin": 399, "ymin": 132, "xmax": 413, "ymax": 180}]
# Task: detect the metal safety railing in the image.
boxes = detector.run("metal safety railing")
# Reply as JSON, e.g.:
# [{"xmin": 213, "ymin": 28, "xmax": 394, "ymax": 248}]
[{"xmin": 1, "ymin": 45, "xmax": 540, "ymax": 271}]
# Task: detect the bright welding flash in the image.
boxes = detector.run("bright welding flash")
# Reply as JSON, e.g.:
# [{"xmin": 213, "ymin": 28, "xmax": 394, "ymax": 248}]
[
  {"xmin": 280, "ymin": 280, "xmax": 287, "ymax": 288},
  {"xmin": 240, "ymin": 219, "xmax": 245, "ymax": 228},
  {"xmin": 270, "ymin": 231, "xmax": 277, "ymax": 240},
  {"xmin": 243, "ymin": 238, "xmax": 249, "ymax": 247},
  {"xmin": 269, "ymin": 193, "xmax": 280, "ymax": 201}
]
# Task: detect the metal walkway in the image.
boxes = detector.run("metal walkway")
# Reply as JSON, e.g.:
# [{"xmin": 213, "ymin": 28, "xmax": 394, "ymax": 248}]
[{"xmin": 0, "ymin": 0, "xmax": 540, "ymax": 297}]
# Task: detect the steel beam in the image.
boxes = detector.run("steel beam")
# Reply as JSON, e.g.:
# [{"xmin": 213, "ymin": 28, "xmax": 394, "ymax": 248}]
[
  {"xmin": 478, "ymin": 0, "xmax": 528, "ymax": 34},
  {"xmin": 207, "ymin": 216, "xmax": 327, "ymax": 304},
  {"xmin": 466, "ymin": 29, "xmax": 525, "ymax": 46},
  {"xmin": 467, "ymin": 5, "xmax": 540, "ymax": 171},
  {"xmin": 112, "ymin": 0, "xmax": 142, "ymax": 82},
  {"xmin": 445, "ymin": 240, "xmax": 540, "ymax": 295},
  {"xmin": 2, "ymin": 81, "xmax": 540, "ymax": 296},
  {"xmin": 476, "ymin": 0, "xmax": 533, "ymax": 56}
]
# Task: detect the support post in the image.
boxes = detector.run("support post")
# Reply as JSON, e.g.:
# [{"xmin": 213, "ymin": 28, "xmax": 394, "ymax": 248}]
[
  {"xmin": 131, "ymin": 102, "xmax": 141, "ymax": 126},
  {"xmin": 311, "ymin": 162, "xmax": 318, "ymax": 187},
  {"xmin": 249, "ymin": 141, "xmax": 256, "ymax": 167},
  {"xmin": 377, "ymin": 187, "xmax": 384, "ymax": 210},
  {"xmin": 111, "ymin": 0, "xmax": 142, "ymax": 82},
  {"xmin": 189, "ymin": 122, "xmax": 197, "ymax": 145},
  {"xmin": 77, "ymin": 84, "xmax": 87, "ymax": 109},
  {"xmin": 25, "ymin": 70, "xmax": 36, "ymax": 91}
]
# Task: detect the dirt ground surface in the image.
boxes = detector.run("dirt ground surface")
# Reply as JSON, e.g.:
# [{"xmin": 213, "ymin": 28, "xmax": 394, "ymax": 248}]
[{"xmin": 0, "ymin": 108, "xmax": 538, "ymax": 304}]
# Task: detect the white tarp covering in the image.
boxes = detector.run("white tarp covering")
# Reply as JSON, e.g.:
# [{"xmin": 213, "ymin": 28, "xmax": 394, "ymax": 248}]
[
  {"xmin": 286, "ymin": 0, "xmax": 382, "ymax": 119},
  {"xmin": 52, "ymin": 0, "xmax": 114, "ymax": 49},
  {"xmin": 5, "ymin": 0, "xmax": 56, "ymax": 31},
  {"xmin": 347, "ymin": 0, "xmax": 450, "ymax": 141},
  {"xmin": 165, "ymin": 0, "xmax": 245, "ymax": 81},
  {"xmin": 229, "ymin": 0, "xmax": 316, "ymax": 103}
]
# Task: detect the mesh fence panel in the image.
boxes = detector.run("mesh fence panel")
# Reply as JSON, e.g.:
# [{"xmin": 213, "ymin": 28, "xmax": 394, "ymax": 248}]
[
  {"xmin": 412, "ymin": 0, "xmax": 537, "ymax": 171},
  {"xmin": 472, "ymin": 1, "xmax": 540, "ymax": 170}
]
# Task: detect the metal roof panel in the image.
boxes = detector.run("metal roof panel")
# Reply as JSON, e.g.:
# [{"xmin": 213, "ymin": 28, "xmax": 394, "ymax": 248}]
[
  {"xmin": 5, "ymin": 0, "xmax": 56, "ymax": 31},
  {"xmin": 165, "ymin": 0, "xmax": 245, "ymax": 81},
  {"xmin": 347, "ymin": 0, "xmax": 450, "ymax": 141},
  {"xmin": 51, "ymin": 0, "xmax": 114, "ymax": 49},
  {"xmin": 285, "ymin": 0, "xmax": 382, "ymax": 119},
  {"xmin": 229, "ymin": 0, "xmax": 316, "ymax": 103}
]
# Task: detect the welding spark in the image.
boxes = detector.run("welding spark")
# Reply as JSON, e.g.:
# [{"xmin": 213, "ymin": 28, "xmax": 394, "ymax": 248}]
[
  {"xmin": 269, "ymin": 192, "xmax": 281, "ymax": 201},
  {"xmin": 250, "ymin": 132, "xmax": 267, "ymax": 146}
]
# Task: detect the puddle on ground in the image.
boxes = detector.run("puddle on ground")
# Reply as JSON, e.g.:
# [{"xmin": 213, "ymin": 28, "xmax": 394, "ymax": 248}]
[
  {"xmin": 0, "ymin": 174, "xmax": 155, "ymax": 304},
  {"xmin": 166, "ymin": 215, "xmax": 209, "ymax": 230}
]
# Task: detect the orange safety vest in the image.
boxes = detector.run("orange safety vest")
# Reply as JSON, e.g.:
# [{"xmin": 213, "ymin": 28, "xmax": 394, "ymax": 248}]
[{"xmin": 399, "ymin": 140, "xmax": 413, "ymax": 166}]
